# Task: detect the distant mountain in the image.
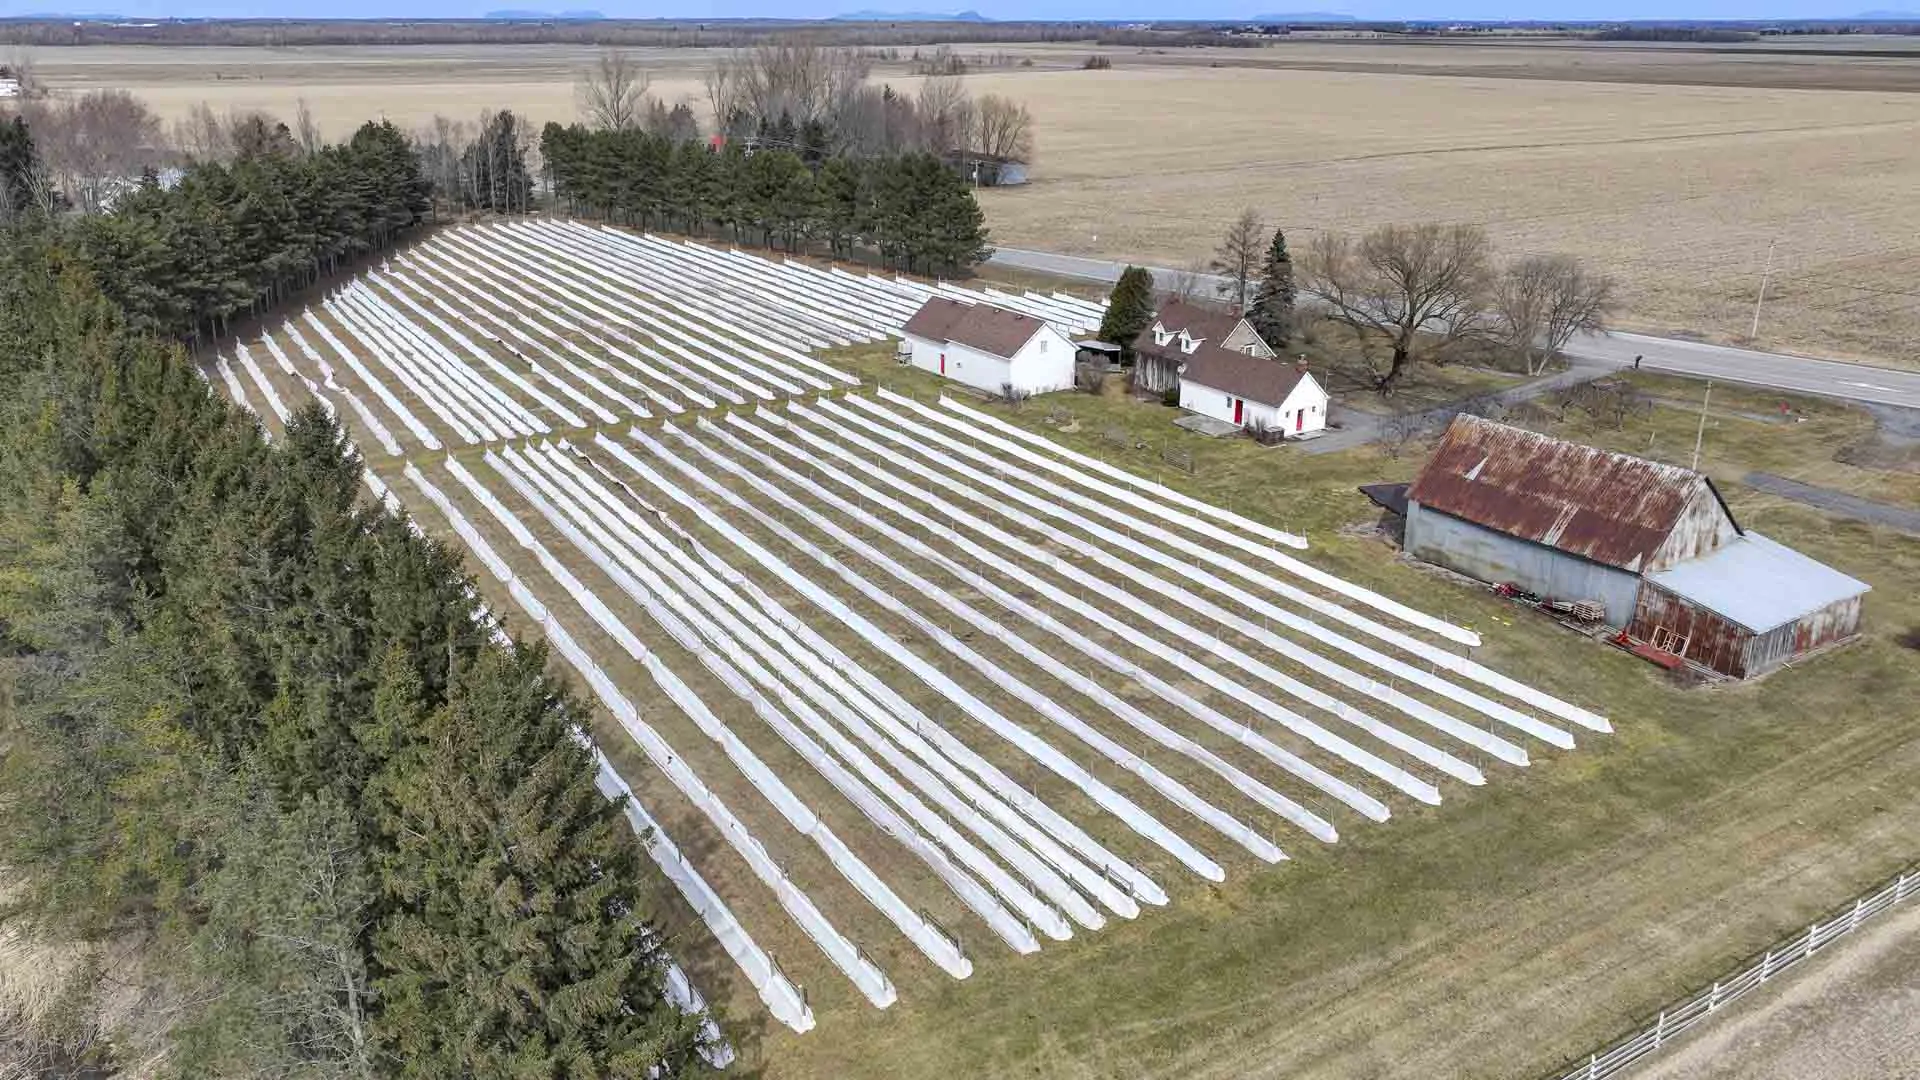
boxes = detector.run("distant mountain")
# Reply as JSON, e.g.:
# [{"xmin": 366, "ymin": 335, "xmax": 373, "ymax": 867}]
[
  {"xmin": 1854, "ymin": 9, "xmax": 1920, "ymax": 16},
  {"xmin": 483, "ymin": 8, "xmax": 605, "ymax": 18},
  {"xmin": 831, "ymin": 9, "xmax": 991, "ymax": 21},
  {"xmin": 1250, "ymin": 11, "xmax": 1356, "ymax": 20}
]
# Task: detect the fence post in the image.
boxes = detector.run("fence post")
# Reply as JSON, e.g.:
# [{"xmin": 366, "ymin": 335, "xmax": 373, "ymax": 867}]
[
  {"xmin": 1653, "ymin": 1009, "xmax": 1667, "ymax": 1047},
  {"xmin": 1707, "ymin": 980, "xmax": 1721, "ymax": 1011},
  {"xmin": 1585, "ymin": 1052, "xmax": 1598, "ymax": 1080},
  {"xmin": 1759, "ymin": 948, "xmax": 1774, "ymax": 981}
]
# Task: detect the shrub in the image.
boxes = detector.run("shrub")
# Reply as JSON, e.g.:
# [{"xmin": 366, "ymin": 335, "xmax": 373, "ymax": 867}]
[{"xmin": 1082, "ymin": 55, "xmax": 1113, "ymax": 70}]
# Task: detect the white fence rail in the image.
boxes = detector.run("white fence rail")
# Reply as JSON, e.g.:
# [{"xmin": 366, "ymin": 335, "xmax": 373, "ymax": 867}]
[{"xmin": 1553, "ymin": 864, "xmax": 1919, "ymax": 1080}]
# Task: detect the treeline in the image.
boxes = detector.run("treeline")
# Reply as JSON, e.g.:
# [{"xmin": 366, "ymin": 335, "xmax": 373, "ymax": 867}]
[
  {"xmin": 0, "ymin": 18, "xmax": 1104, "ymax": 47},
  {"xmin": 0, "ymin": 128, "xmax": 708, "ymax": 1076},
  {"xmin": 543, "ymin": 123, "xmax": 992, "ymax": 274},
  {"xmin": 70, "ymin": 119, "xmax": 430, "ymax": 341}
]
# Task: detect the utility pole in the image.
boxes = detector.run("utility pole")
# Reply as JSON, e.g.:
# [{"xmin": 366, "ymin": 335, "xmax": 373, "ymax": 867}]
[
  {"xmin": 1692, "ymin": 380, "xmax": 1713, "ymax": 471},
  {"xmin": 1750, "ymin": 240, "xmax": 1777, "ymax": 341}
]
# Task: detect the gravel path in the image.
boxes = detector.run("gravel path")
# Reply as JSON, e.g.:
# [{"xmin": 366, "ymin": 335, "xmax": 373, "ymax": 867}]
[{"xmin": 1744, "ymin": 473, "xmax": 1920, "ymax": 535}]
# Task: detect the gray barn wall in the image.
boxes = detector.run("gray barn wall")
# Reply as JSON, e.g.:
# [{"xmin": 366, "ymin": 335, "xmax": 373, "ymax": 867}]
[{"xmin": 1405, "ymin": 501, "xmax": 1644, "ymax": 627}]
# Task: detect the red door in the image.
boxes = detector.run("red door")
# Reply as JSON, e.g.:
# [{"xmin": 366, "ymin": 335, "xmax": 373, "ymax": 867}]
[
  {"xmin": 939, "ymin": 352, "xmax": 946, "ymax": 375},
  {"xmin": 1296, "ymin": 409, "xmax": 1304, "ymax": 432},
  {"xmin": 1232, "ymin": 398, "xmax": 1244, "ymax": 424}
]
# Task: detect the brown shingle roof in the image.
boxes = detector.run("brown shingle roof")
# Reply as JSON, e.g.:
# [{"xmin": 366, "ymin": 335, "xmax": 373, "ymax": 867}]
[
  {"xmin": 1408, "ymin": 415, "xmax": 1735, "ymax": 572},
  {"xmin": 1177, "ymin": 343, "xmax": 1311, "ymax": 406},
  {"xmin": 902, "ymin": 296, "xmax": 1046, "ymax": 359},
  {"xmin": 1151, "ymin": 298, "xmax": 1241, "ymax": 345}
]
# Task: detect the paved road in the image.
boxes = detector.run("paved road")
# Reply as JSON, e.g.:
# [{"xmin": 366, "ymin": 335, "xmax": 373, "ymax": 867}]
[{"xmin": 988, "ymin": 246, "xmax": 1920, "ymax": 411}]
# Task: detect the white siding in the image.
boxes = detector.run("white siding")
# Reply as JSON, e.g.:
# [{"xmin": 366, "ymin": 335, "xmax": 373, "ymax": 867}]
[
  {"xmin": 903, "ymin": 326, "xmax": 1075, "ymax": 396},
  {"xmin": 1180, "ymin": 370, "xmax": 1329, "ymax": 436}
]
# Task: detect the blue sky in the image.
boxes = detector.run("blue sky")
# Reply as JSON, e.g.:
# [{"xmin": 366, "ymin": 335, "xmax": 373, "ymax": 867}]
[{"xmin": 0, "ymin": 0, "xmax": 1896, "ymax": 21}]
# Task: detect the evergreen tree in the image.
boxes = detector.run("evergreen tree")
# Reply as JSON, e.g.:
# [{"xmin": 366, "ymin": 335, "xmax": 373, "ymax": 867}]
[
  {"xmin": 1247, "ymin": 227, "xmax": 1297, "ymax": 349},
  {"xmin": 0, "ymin": 114, "xmax": 49, "ymax": 221},
  {"xmin": 1100, "ymin": 265, "xmax": 1156, "ymax": 352},
  {"xmin": 369, "ymin": 645, "xmax": 708, "ymax": 1078}
]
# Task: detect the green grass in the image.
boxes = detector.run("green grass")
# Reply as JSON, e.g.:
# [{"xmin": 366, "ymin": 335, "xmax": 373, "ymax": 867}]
[{"xmin": 736, "ymin": 348, "xmax": 1920, "ymax": 1080}]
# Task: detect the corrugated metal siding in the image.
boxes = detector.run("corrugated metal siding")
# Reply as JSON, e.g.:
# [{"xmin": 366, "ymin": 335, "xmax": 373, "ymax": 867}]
[
  {"xmin": 1649, "ymin": 484, "xmax": 1743, "ymax": 571},
  {"xmin": 1746, "ymin": 595, "xmax": 1863, "ymax": 676},
  {"xmin": 1632, "ymin": 588, "xmax": 1863, "ymax": 679},
  {"xmin": 1630, "ymin": 583, "xmax": 1752, "ymax": 677},
  {"xmin": 1406, "ymin": 502, "xmax": 1644, "ymax": 627}
]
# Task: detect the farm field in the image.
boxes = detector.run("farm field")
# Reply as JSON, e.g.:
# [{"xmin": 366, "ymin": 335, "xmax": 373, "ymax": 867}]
[
  {"xmin": 203, "ymin": 219, "xmax": 1920, "ymax": 1079},
  {"xmin": 26, "ymin": 37, "xmax": 1920, "ymax": 367}
]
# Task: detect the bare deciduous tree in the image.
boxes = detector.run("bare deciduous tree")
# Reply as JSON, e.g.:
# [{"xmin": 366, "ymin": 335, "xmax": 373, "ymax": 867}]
[
  {"xmin": 708, "ymin": 42, "xmax": 869, "ymax": 133},
  {"xmin": 971, "ymin": 93, "xmax": 1033, "ymax": 163},
  {"xmin": 1493, "ymin": 254, "xmax": 1619, "ymax": 375},
  {"xmin": 5, "ymin": 46, "xmax": 41, "ymax": 98},
  {"xmin": 916, "ymin": 74, "xmax": 972, "ymax": 155},
  {"xmin": 1209, "ymin": 206, "xmax": 1265, "ymax": 312},
  {"xmin": 171, "ymin": 100, "xmax": 229, "ymax": 162},
  {"xmin": 1300, "ymin": 222, "xmax": 1494, "ymax": 394},
  {"xmin": 1164, "ymin": 259, "xmax": 1211, "ymax": 303},
  {"xmin": 294, "ymin": 98, "xmax": 323, "ymax": 156},
  {"xmin": 27, "ymin": 89, "xmax": 164, "ymax": 213},
  {"xmin": 577, "ymin": 48, "xmax": 650, "ymax": 131}
]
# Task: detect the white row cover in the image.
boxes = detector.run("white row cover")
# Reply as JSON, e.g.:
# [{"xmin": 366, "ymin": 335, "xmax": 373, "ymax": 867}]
[
  {"xmin": 397, "ymin": 461, "xmax": 777, "ymax": 1046},
  {"xmin": 491, "ymin": 442, "xmax": 1002, "ymax": 971}
]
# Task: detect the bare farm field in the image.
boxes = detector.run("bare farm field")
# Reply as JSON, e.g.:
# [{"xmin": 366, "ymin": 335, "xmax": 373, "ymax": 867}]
[
  {"xmin": 196, "ymin": 219, "xmax": 1920, "ymax": 1080},
  {"xmin": 962, "ymin": 63, "xmax": 1920, "ymax": 369},
  {"xmin": 28, "ymin": 40, "xmax": 1920, "ymax": 367}
]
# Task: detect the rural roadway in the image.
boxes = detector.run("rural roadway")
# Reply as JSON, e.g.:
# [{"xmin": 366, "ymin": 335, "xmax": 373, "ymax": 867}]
[{"xmin": 987, "ymin": 247, "xmax": 1920, "ymax": 412}]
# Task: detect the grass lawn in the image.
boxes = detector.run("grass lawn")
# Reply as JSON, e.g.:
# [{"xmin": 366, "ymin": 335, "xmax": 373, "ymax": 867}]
[{"xmin": 736, "ymin": 345, "xmax": 1920, "ymax": 1080}]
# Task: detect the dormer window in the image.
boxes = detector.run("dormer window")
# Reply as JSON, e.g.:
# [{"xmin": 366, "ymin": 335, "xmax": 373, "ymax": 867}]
[
  {"xmin": 1153, "ymin": 324, "xmax": 1174, "ymax": 347},
  {"xmin": 1178, "ymin": 331, "xmax": 1201, "ymax": 355}
]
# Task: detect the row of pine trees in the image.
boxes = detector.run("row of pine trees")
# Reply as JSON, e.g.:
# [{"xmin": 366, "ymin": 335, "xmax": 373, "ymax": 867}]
[
  {"xmin": 0, "ymin": 123, "xmax": 713, "ymax": 1075},
  {"xmin": 541, "ymin": 122, "xmax": 993, "ymax": 276},
  {"xmin": 73, "ymin": 120, "xmax": 431, "ymax": 342}
]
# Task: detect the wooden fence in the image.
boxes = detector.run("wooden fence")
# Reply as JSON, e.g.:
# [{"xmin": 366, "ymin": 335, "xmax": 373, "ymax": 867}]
[{"xmin": 1553, "ymin": 864, "xmax": 1919, "ymax": 1080}]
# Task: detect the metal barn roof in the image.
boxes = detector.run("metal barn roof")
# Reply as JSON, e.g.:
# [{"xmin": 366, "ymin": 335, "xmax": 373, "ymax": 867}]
[
  {"xmin": 1645, "ymin": 532, "xmax": 1870, "ymax": 634},
  {"xmin": 1407, "ymin": 415, "xmax": 1735, "ymax": 573}
]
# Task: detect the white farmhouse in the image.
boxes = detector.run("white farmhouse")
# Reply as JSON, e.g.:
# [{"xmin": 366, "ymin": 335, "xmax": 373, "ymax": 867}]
[
  {"xmin": 1177, "ymin": 344, "xmax": 1329, "ymax": 438},
  {"xmin": 901, "ymin": 296, "xmax": 1077, "ymax": 396},
  {"xmin": 1129, "ymin": 297, "xmax": 1275, "ymax": 394},
  {"xmin": 0, "ymin": 77, "xmax": 19, "ymax": 100}
]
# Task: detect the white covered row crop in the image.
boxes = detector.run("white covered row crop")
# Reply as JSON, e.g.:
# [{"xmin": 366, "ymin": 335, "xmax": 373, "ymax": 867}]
[{"xmin": 198, "ymin": 221, "xmax": 1605, "ymax": 1046}]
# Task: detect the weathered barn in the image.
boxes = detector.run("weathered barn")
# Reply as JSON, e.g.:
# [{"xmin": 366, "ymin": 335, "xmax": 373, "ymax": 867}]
[
  {"xmin": 1404, "ymin": 416, "xmax": 1868, "ymax": 677},
  {"xmin": 1629, "ymin": 533, "xmax": 1868, "ymax": 678}
]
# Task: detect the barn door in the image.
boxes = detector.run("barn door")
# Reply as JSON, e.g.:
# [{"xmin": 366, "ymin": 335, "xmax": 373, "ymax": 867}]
[{"xmin": 1233, "ymin": 398, "xmax": 1244, "ymax": 424}]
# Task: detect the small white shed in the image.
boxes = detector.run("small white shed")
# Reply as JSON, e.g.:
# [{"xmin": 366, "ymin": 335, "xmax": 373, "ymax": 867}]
[
  {"xmin": 901, "ymin": 296, "xmax": 1077, "ymax": 396},
  {"xmin": 1178, "ymin": 345, "xmax": 1329, "ymax": 437}
]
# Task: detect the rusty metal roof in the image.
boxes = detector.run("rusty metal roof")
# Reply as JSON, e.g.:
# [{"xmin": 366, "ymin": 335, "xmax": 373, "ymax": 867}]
[{"xmin": 1407, "ymin": 415, "xmax": 1726, "ymax": 573}]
